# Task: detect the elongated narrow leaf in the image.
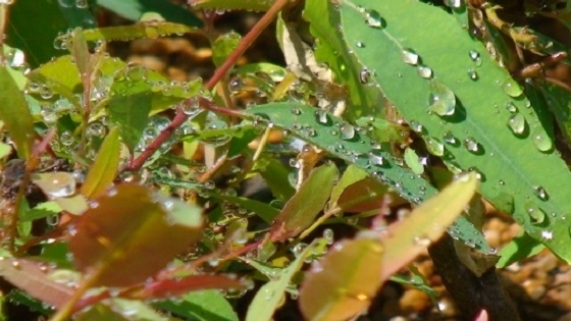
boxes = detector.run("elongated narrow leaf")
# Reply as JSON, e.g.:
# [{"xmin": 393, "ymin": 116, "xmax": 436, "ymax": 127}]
[
  {"xmin": 339, "ymin": 0, "xmax": 571, "ymax": 262},
  {"xmin": 189, "ymin": 0, "xmax": 271, "ymax": 12},
  {"xmin": 69, "ymin": 183, "xmax": 203, "ymax": 287},
  {"xmin": 80, "ymin": 127, "xmax": 121, "ymax": 198},
  {"xmin": 246, "ymin": 243, "xmax": 315, "ymax": 321},
  {"xmin": 128, "ymin": 275, "xmax": 244, "ymax": 300},
  {"xmin": 270, "ymin": 163, "xmax": 338, "ymax": 239},
  {"xmin": 246, "ymin": 103, "xmax": 492, "ymax": 254},
  {"xmin": 0, "ymin": 67, "xmax": 34, "ymax": 160},
  {"xmin": 97, "ymin": 0, "xmax": 202, "ymax": 27},
  {"xmin": 81, "ymin": 22, "xmax": 199, "ymax": 42},
  {"xmin": 0, "ymin": 258, "xmax": 73, "ymax": 309},
  {"xmin": 381, "ymin": 172, "xmax": 479, "ymax": 280},
  {"xmin": 299, "ymin": 237, "xmax": 383, "ymax": 321}
]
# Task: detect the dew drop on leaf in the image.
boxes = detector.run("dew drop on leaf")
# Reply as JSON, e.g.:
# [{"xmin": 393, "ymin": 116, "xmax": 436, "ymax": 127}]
[
  {"xmin": 359, "ymin": 68, "xmax": 371, "ymax": 84},
  {"xmin": 468, "ymin": 49, "xmax": 480, "ymax": 61},
  {"xmin": 501, "ymin": 78, "xmax": 523, "ymax": 97},
  {"xmin": 463, "ymin": 137, "xmax": 481, "ymax": 153},
  {"xmin": 425, "ymin": 137, "xmax": 444, "ymax": 156},
  {"xmin": 340, "ymin": 123, "xmax": 355, "ymax": 140},
  {"xmin": 409, "ymin": 120, "xmax": 423, "ymax": 133},
  {"xmin": 401, "ymin": 49, "xmax": 419, "ymax": 65},
  {"xmin": 526, "ymin": 203, "xmax": 546, "ymax": 224},
  {"xmin": 365, "ymin": 9, "xmax": 383, "ymax": 28},
  {"xmin": 443, "ymin": 131, "xmax": 458, "ymax": 145},
  {"xmin": 291, "ymin": 107, "xmax": 302, "ymax": 115},
  {"xmin": 505, "ymin": 102, "xmax": 518, "ymax": 113},
  {"xmin": 534, "ymin": 186, "xmax": 548, "ymax": 201},
  {"xmin": 444, "ymin": 0, "xmax": 462, "ymax": 8},
  {"xmin": 368, "ymin": 151, "xmax": 384, "ymax": 166},
  {"xmin": 507, "ymin": 113, "xmax": 526, "ymax": 135},
  {"xmin": 467, "ymin": 69, "xmax": 478, "ymax": 80},
  {"xmin": 428, "ymin": 80, "xmax": 456, "ymax": 116},
  {"xmin": 417, "ymin": 65, "xmax": 433, "ymax": 79},
  {"xmin": 356, "ymin": 41, "xmax": 365, "ymax": 48},
  {"xmin": 182, "ymin": 97, "xmax": 201, "ymax": 116},
  {"xmin": 532, "ymin": 130, "xmax": 552, "ymax": 152}
]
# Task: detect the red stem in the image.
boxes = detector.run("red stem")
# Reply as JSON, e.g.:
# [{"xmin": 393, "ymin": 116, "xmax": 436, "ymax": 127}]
[{"xmin": 126, "ymin": 0, "xmax": 289, "ymax": 171}]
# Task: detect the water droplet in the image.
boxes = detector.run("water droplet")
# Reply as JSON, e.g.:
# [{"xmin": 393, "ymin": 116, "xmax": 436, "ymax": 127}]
[
  {"xmin": 532, "ymin": 129, "xmax": 552, "ymax": 152},
  {"xmin": 365, "ymin": 9, "xmax": 383, "ymax": 28},
  {"xmin": 59, "ymin": 131, "xmax": 74, "ymax": 147},
  {"xmin": 505, "ymin": 102, "xmax": 518, "ymax": 113},
  {"xmin": 323, "ymin": 229, "xmax": 334, "ymax": 244},
  {"xmin": 443, "ymin": 131, "xmax": 458, "ymax": 145},
  {"xmin": 428, "ymin": 80, "xmax": 456, "ymax": 116},
  {"xmin": 444, "ymin": 0, "xmax": 462, "ymax": 8},
  {"xmin": 507, "ymin": 113, "xmax": 526, "ymax": 135},
  {"xmin": 468, "ymin": 49, "xmax": 480, "ymax": 61},
  {"xmin": 413, "ymin": 235, "xmax": 431, "ymax": 246},
  {"xmin": 35, "ymin": 172, "xmax": 77, "ymax": 198},
  {"xmin": 467, "ymin": 69, "xmax": 478, "ymax": 80},
  {"xmin": 463, "ymin": 137, "xmax": 481, "ymax": 153},
  {"xmin": 534, "ymin": 186, "xmax": 548, "ymax": 201},
  {"xmin": 40, "ymin": 85, "xmax": 53, "ymax": 100},
  {"xmin": 409, "ymin": 120, "xmax": 423, "ymax": 133},
  {"xmin": 356, "ymin": 41, "xmax": 365, "ymax": 48},
  {"xmin": 86, "ymin": 121, "xmax": 106, "ymax": 138},
  {"xmin": 182, "ymin": 97, "xmax": 201, "ymax": 117},
  {"xmin": 368, "ymin": 151, "xmax": 384, "ymax": 166},
  {"xmin": 541, "ymin": 230, "xmax": 553, "ymax": 240},
  {"xmin": 401, "ymin": 49, "xmax": 419, "ymax": 65},
  {"xmin": 417, "ymin": 65, "xmax": 433, "ymax": 78},
  {"xmin": 340, "ymin": 123, "xmax": 355, "ymax": 140},
  {"xmin": 425, "ymin": 137, "xmax": 444, "ymax": 156},
  {"xmin": 291, "ymin": 107, "xmax": 302, "ymax": 115},
  {"xmin": 359, "ymin": 68, "xmax": 371, "ymax": 84},
  {"xmin": 526, "ymin": 203, "xmax": 546, "ymax": 224},
  {"xmin": 502, "ymin": 78, "xmax": 523, "ymax": 97}
]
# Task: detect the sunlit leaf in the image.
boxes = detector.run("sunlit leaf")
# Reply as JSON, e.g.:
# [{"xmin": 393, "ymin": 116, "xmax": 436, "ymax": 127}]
[
  {"xmin": 81, "ymin": 127, "xmax": 121, "ymax": 198},
  {"xmin": 299, "ymin": 238, "xmax": 383, "ymax": 321},
  {"xmin": 81, "ymin": 22, "xmax": 199, "ymax": 42},
  {"xmin": 0, "ymin": 67, "xmax": 34, "ymax": 160},
  {"xmin": 155, "ymin": 290, "xmax": 239, "ymax": 321},
  {"xmin": 69, "ymin": 183, "xmax": 203, "ymax": 287},
  {"xmin": 328, "ymin": 165, "xmax": 368, "ymax": 208},
  {"xmin": 270, "ymin": 163, "xmax": 338, "ymax": 239},
  {"xmin": 381, "ymin": 173, "xmax": 479, "ymax": 280},
  {"xmin": 212, "ymin": 32, "xmax": 241, "ymax": 67},
  {"xmin": 496, "ymin": 232, "xmax": 545, "ymax": 268},
  {"xmin": 337, "ymin": 177, "xmax": 388, "ymax": 213},
  {"xmin": 0, "ymin": 258, "xmax": 73, "ymax": 309},
  {"xmin": 189, "ymin": 0, "xmax": 272, "ymax": 12}
]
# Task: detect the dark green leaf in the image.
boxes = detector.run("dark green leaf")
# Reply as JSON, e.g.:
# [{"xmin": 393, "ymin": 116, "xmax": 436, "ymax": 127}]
[{"xmin": 97, "ymin": 0, "xmax": 202, "ymax": 27}]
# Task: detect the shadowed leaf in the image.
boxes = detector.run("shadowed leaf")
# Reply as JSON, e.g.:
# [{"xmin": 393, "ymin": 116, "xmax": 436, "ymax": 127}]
[
  {"xmin": 337, "ymin": 177, "xmax": 388, "ymax": 213},
  {"xmin": 156, "ymin": 290, "xmax": 239, "ymax": 321},
  {"xmin": 97, "ymin": 0, "xmax": 202, "ymax": 27},
  {"xmin": 69, "ymin": 183, "xmax": 203, "ymax": 287},
  {"xmin": 128, "ymin": 275, "xmax": 245, "ymax": 300}
]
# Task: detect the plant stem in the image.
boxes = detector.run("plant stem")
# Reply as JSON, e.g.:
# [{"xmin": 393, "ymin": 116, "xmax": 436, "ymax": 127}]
[{"xmin": 126, "ymin": 0, "xmax": 289, "ymax": 172}]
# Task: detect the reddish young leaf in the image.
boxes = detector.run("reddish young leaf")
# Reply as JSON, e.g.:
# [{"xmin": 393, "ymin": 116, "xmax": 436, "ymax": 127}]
[
  {"xmin": 127, "ymin": 275, "xmax": 245, "ymax": 300},
  {"xmin": 69, "ymin": 183, "xmax": 203, "ymax": 287},
  {"xmin": 0, "ymin": 258, "xmax": 73, "ymax": 309},
  {"xmin": 336, "ymin": 177, "xmax": 388, "ymax": 212},
  {"xmin": 270, "ymin": 163, "xmax": 338, "ymax": 239},
  {"xmin": 299, "ymin": 238, "xmax": 383, "ymax": 321}
]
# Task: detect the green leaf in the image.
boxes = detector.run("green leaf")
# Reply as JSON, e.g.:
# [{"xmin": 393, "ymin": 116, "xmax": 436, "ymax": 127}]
[
  {"xmin": 156, "ymin": 290, "xmax": 239, "ymax": 321},
  {"xmin": 246, "ymin": 242, "xmax": 315, "ymax": 321},
  {"xmin": 339, "ymin": 0, "xmax": 571, "ymax": 262},
  {"xmin": 299, "ymin": 237, "xmax": 383, "ymax": 321},
  {"xmin": 246, "ymin": 103, "xmax": 492, "ymax": 254},
  {"xmin": 381, "ymin": 172, "xmax": 479, "ymax": 280},
  {"xmin": 71, "ymin": 27, "xmax": 91, "ymax": 85},
  {"xmin": 77, "ymin": 304, "xmax": 129, "ymax": 321},
  {"xmin": 255, "ymin": 155, "xmax": 295, "ymax": 202},
  {"xmin": 271, "ymin": 163, "xmax": 338, "ymax": 239},
  {"xmin": 304, "ymin": 0, "xmax": 383, "ymax": 120},
  {"xmin": 496, "ymin": 232, "xmax": 545, "ymax": 268},
  {"xmin": 190, "ymin": 0, "xmax": 271, "ymax": 12},
  {"xmin": 0, "ymin": 67, "xmax": 34, "ymax": 160},
  {"xmin": 69, "ymin": 184, "xmax": 203, "ymax": 287},
  {"xmin": 97, "ymin": 0, "xmax": 202, "ymax": 27},
  {"xmin": 337, "ymin": 177, "xmax": 388, "ymax": 213},
  {"xmin": 81, "ymin": 127, "xmax": 121, "ymax": 198},
  {"xmin": 328, "ymin": 164, "xmax": 368, "ymax": 207},
  {"xmin": 215, "ymin": 195, "xmax": 279, "ymax": 224},
  {"xmin": 404, "ymin": 147, "xmax": 424, "ymax": 175},
  {"xmin": 212, "ymin": 32, "xmax": 241, "ymax": 67},
  {"xmin": 81, "ymin": 22, "xmax": 200, "ymax": 42}
]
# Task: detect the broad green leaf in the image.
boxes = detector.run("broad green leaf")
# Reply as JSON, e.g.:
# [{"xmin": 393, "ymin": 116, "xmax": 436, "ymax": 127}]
[
  {"xmin": 0, "ymin": 67, "xmax": 34, "ymax": 160},
  {"xmin": 6, "ymin": 0, "xmax": 95, "ymax": 67},
  {"xmin": 381, "ymin": 173, "xmax": 478, "ymax": 280},
  {"xmin": 0, "ymin": 258, "xmax": 73, "ymax": 309},
  {"xmin": 97, "ymin": 0, "xmax": 202, "ymax": 27},
  {"xmin": 190, "ymin": 0, "xmax": 272, "ymax": 12},
  {"xmin": 246, "ymin": 103, "xmax": 492, "ymax": 254},
  {"xmin": 81, "ymin": 22, "xmax": 199, "ymax": 42},
  {"xmin": 328, "ymin": 164, "xmax": 368, "ymax": 208},
  {"xmin": 246, "ymin": 242, "xmax": 315, "ymax": 321},
  {"xmin": 540, "ymin": 83, "xmax": 571, "ymax": 143},
  {"xmin": 299, "ymin": 237, "xmax": 383, "ymax": 321},
  {"xmin": 254, "ymin": 156, "xmax": 295, "ymax": 202},
  {"xmin": 71, "ymin": 27, "xmax": 91, "ymax": 86},
  {"xmin": 212, "ymin": 32, "xmax": 241, "ymax": 67},
  {"xmin": 340, "ymin": 0, "xmax": 571, "ymax": 262},
  {"xmin": 496, "ymin": 232, "xmax": 545, "ymax": 268},
  {"xmin": 270, "ymin": 163, "xmax": 338, "ymax": 239},
  {"xmin": 155, "ymin": 290, "xmax": 239, "ymax": 321},
  {"xmin": 69, "ymin": 184, "xmax": 203, "ymax": 287},
  {"xmin": 20, "ymin": 202, "xmax": 61, "ymax": 222},
  {"xmin": 81, "ymin": 127, "xmax": 121, "ymax": 198},
  {"xmin": 215, "ymin": 195, "xmax": 279, "ymax": 224},
  {"xmin": 304, "ymin": 0, "xmax": 383, "ymax": 120}
]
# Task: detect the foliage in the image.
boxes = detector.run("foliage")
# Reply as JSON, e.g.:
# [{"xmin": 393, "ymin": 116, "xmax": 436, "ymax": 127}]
[{"xmin": 0, "ymin": 0, "xmax": 569, "ymax": 320}]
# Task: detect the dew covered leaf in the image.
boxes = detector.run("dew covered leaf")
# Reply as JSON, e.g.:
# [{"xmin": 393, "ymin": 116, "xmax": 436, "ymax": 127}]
[
  {"xmin": 155, "ymin": 290, "xmax": 239, "ymax": 321},
  {"xmin": 340, "ymin": 0, "xmax": 571, "ymax": 261},
  {"xmin": 246, "ymin": 242, "xmax": 315, "ymax": 321},
  {"xmin": 0, "ymin": 258, "xmax": 73, "ymax": 309},
  {"xmin": 80, "ymin": 127, "xmax": 121, "ymax": 199},
  {"xmin": 69, "ymin": 183, "xmax": 203, "ymax": 287},
  {"xmin": 189, "ymin": 0, "xmax": 272, "ymax": 12},
  {"xmin": 246, "ymin": 103, "xmax": 492, "ymax": 254},
  {"xmin": 0, "ymin": 66, "xmax": 35, "ymax": 160},
  {"xmin": 212, "ymin": 32, "xmax": 241, "ymax": 67},
  {"xmin": 381, "ymin": 172, "xmax": 478, "ymax": 280},
  {"xmin": 299, "ymin": 238, "xmax": 383, "ymax": 321},
  {"xmin": 80, "ymin": 22, "xmax": 200, "ymax": 42},
  {"xmin": 270, "ymin": 163, "xmax": 338, "ymax": 239}
]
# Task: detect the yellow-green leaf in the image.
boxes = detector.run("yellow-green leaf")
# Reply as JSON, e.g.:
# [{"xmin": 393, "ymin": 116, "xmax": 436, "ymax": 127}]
[{"xmin": 81, "ymin": 127, "xmax": 121, "ymax": 198}]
